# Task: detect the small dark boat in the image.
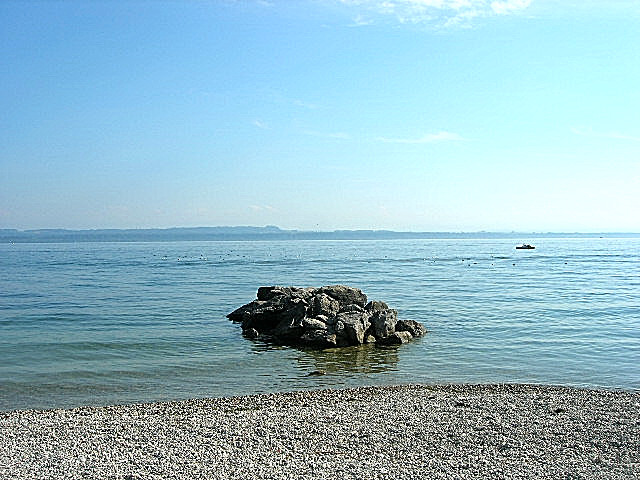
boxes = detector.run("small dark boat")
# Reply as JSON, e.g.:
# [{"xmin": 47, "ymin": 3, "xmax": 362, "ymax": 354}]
[{"xmin": 515, "ymin": 244, "xmax": 535, "ymax": 250}]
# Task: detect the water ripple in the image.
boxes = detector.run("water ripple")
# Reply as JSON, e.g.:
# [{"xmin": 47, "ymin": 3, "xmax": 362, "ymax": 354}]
[{"xmin": 1, "ymin": 237, "xmax": 639, "ymax": 410}]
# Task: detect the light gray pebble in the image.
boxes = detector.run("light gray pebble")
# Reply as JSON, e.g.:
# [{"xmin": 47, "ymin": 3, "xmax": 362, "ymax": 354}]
[{"xmin": 0, "ymin": 384, "xmax": 638, "ymax": 479}]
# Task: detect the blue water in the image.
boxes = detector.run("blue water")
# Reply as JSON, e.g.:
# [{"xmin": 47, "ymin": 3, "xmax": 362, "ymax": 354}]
[{"xmin": 1, "ymin": 238, "xmax": 638, "ymax": 410}]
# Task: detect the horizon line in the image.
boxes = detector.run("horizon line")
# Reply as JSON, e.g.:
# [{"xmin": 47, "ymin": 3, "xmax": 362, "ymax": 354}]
[{"xmin": 2, "ymin": 226, "xmax": 639, "ymax": 235}]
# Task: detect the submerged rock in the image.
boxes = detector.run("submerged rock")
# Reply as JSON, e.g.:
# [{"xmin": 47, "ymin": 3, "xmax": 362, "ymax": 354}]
[{"xmin": 227, "ymin": 285, "xmax": 427, "ymax": 349}]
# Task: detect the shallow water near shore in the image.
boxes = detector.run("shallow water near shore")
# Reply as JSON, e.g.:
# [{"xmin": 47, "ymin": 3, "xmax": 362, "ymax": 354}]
[{"xmin": 1, "ymin": 237, "xmax": 639, "ymax": 410}]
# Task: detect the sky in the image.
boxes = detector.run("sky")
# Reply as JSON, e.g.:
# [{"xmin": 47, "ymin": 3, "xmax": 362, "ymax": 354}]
[{"xmin": 1, "ymin": 0, "xmax": 639, "ymax": 232}]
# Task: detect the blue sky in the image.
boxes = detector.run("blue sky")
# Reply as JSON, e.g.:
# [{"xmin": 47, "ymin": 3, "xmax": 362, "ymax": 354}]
[{"xmin": 1, "ymin": 0, "xmax": 639, "ymax": 232}]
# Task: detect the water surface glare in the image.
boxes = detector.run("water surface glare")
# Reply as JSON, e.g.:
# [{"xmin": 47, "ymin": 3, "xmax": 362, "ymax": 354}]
[{"xmin": 0, "ymin": 238, "xmax": 638, "ymax": 410}]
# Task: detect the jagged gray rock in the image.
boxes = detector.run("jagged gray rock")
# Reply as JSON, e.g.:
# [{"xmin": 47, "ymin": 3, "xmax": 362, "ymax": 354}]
[
  {"xmin": 371, "ymin": 309, "xmax": 398, "ymax": 339},
  {"xmin": 365, "ymin": 300, "xmax": 388, "ymax": 312},
  {"xmin": 396, "ymin": 319, "xmax": 427, "ymax": 337},
  {"xmin": 378, "ymin": 331, "xmax": 413, "ymax": 345},
  {"xmin": 318, "ymin": 285, "xmax": 368, "ymax": 308},
  {"xmin": 311, "ymin": 293, "xmax": 340, "ymax": 318},
  {"xmin": 227, "ymin": 285, "xmax": 427, "ymax": 349}
]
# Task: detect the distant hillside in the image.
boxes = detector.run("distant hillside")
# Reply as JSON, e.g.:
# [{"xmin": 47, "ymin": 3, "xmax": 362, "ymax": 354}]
[
  {"xmin": 0, "ymin": 227, "xmax": 638, "ymax": 243},
  {"xmin": 0, "ymin": 226, "xmax": 288, "ymax": 243}
]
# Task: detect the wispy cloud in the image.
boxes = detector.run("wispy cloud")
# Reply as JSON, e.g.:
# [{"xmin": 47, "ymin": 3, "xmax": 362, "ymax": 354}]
[
  {"xmin": 377, "ymin": 131, "xmax": 464, "ymax": 143},
  {"xmin": 347, "ymin": 14, "xmax": 374, "ymax": 27},
  {"xmin": 252, "ymin": 119, "xmax": 269, "ymax": 129},
  {"xmin": 571, "ymin": 127, "xmax": 640, "ymax": 142},
  {"xmin": 249, "ymin": 204, "xmax": 277, "ymax": 212},
  {"xmin": 490, "ymin": 0, "xmax": 532, "ymax": 15},
  {"xmin": 303, "ymin": 130, "xmax": 351, "ymax": 139},
  {"xmin": 262, "ymin": 90, "xmax": 322, "ymax": 110},
  {"xmin": 337, "ymin": 0, "xmax": 533, "ymax": 27},
  {"xmin": 293, "ymin": 99, "xmax": 321, "ymax": 109}
]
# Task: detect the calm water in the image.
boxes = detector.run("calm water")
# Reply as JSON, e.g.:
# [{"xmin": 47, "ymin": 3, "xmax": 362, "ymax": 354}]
[{"xmin": 1, "ymin": 238, "xmax": 638, "ymax": 410}]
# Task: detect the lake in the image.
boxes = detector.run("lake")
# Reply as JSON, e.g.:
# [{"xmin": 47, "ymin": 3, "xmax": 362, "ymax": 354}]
[{"xmin": 1, "ymin": 237, "xmax": 638, "ymax": 410}]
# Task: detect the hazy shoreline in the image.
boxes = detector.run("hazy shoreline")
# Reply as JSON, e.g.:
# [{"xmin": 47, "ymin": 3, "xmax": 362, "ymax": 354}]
[
  {"xmin": 2, "ymin": 384, "xmax": 638, "ymax": 479},
  {"xmin": 2, "ymin": 226, "xmax": 639, "ymax": 243}
]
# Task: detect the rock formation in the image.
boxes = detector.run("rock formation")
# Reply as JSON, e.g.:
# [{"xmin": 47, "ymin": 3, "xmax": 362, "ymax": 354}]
[{"xmin": 227, "ymin": 285, "xmax": 426, "ymax": 349}]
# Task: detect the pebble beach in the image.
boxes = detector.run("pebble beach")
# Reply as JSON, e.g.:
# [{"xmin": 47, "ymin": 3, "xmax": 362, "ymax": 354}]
[{"xmin": 1, "ymin": 384, "xmax": 638, "ymax": 479}]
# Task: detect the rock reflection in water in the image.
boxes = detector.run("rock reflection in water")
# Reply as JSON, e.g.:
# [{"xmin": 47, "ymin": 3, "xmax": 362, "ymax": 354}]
[
  {"xmin": 301, "ymin": 344, "xmax": 400, "ymax": 375},
  {"xmin": 248, "ymin": 338, "xmax": 400, "ymax": 377}
]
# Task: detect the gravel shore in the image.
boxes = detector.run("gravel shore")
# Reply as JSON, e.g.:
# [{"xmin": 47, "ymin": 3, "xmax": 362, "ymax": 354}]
[{"xmin": 1, "ymin": 384, "xmax": 638, "ymax": 479}]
